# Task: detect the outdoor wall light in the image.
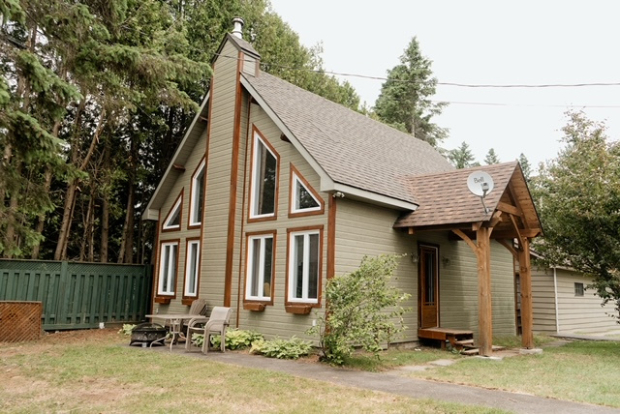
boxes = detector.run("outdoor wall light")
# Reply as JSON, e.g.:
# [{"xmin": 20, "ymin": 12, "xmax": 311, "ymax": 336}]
[
  {"xmin": 441, "ymin": 256, "xmax": 451, "ymax": 267},
  {"xmin": 410, "ymin": 252, "xmax": 419, "ymax": 264}
]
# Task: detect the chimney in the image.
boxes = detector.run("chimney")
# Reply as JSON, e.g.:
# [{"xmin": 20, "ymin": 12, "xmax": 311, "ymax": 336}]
[{"xmin": 232, "ymin": 17, "xmax": 244, "ymax": 39}]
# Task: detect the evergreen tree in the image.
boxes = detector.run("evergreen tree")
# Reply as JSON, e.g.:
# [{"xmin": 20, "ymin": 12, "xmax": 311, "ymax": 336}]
[
  {"xmin": 518, "ymin": 153, "xmax": 532, "ymax": 182},
  {"xmin": 484, "ymin": 148, "xmax": 501, "ymax": 165},
  {"xmin": 374, "ymin": 37, "xmax": 446, "ymax": 146},
  {"xmin": 449, "ymin": 142, "xmax": 477, "ymax": 169}
]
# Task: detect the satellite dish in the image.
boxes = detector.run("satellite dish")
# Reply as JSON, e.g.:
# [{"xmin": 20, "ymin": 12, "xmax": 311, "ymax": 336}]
[{"xmin": 467, "ymin": 171, "xmax": 494, "ymax": 197}]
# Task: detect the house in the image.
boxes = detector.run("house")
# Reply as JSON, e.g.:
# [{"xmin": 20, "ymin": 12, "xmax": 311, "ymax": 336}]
[
  {"xmin": 142, "ymin": 19, "xmax": 542, "ymax": 356},
  {"xmin": 529, "ymin": 258, "xmax": 619, "ymax": 335}
]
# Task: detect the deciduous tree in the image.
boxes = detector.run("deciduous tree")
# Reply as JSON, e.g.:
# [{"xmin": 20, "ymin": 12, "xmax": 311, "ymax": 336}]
[{"xmin": 534, "ymin": 111, "xmax": 620, "ymax": 321}]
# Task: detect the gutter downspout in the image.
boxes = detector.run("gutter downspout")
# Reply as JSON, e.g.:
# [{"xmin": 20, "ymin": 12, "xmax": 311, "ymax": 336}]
[{"xmin": 553, "ymin": 266, "xmax": 560, "ymax": 333}]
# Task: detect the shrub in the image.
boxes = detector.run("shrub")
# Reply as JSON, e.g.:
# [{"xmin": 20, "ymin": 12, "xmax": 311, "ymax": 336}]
[
  {"xmin": 307, "ymin": 254, "xmax": 411, "ymax": 365},
  {"xmin": 191, "ymin": 329, "xmax": 263, "ymax": 350},
  {"xmin": 118, "ymin": 324, "xmax": 136, "ymax": 335},
  {"xmin": 251, "ymin": 337, "xmax": 313, "ymax": 359}
]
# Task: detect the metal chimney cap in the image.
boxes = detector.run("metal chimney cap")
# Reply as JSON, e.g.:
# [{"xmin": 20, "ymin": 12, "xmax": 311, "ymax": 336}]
[{"xmin": 232, "ymin": 17, "xmax": 244, "ymax": 39}]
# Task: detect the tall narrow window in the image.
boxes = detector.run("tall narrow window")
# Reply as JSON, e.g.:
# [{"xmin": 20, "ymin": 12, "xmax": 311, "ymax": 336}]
[
  {"xmin": 250, "ymin": 130, "xmax": 278, "ymax": 219},
  {"xmin": 158, "ymin": 241, "xmax": 178, "ymax": 295},
  {"xmin": 288, "ymin": 229, "xmax": 321, "ymax": 303},
  {"xmin": 163, "ymin": 192, "xmax": 182, "ymax": 231},
  {"xmin": 245, "ymin": 233, "xmax": 275, "ymax": 301},
  {"xmin": 189, "ymin": 159, "xmax": 206, "ymax": 227},
  {"xmin": 184, "ymin": 240, "xmax": 200, "ymax": 297},
  {"xmin": 289, "ymin": 166, "xmax": 323, "ymax": 216}
]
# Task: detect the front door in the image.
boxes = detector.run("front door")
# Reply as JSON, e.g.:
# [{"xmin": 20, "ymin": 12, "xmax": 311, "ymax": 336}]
[{"xmin": 419, "ymin": 245, "xmax": 439, "ymax": 329}]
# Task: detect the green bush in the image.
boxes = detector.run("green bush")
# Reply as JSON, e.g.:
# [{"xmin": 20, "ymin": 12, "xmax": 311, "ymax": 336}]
[
  {"xmin": 307, "ymin": 254, "xmax": 411, "ymax": 365},
  {"xmin": 191, "ymin": 329, "xmax": 263, "ymax": 350},
  {"xmin": 251, "ymin": 337, "xmax": 313, "ymax": 359}
]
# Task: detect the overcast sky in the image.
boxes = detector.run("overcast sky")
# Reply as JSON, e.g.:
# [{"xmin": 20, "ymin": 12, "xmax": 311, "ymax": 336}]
[{"xmin": 268, "ymin": 0, "xmax": 620, "ymax": 169}]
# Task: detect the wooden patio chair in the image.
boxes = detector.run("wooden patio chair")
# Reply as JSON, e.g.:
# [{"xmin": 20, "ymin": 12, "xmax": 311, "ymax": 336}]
[{"xmin": 185, "ymin": 306, "xmax": 232, "ymax": 353}]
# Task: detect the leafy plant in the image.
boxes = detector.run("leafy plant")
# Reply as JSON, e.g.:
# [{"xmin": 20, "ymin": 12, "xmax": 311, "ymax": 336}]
[
  {"xmin": 192, "ymin": 329, "xmax": 263, "ymax": 350},
  {"xmin": 307, "ymin": 254, "xmax": 411, "ymax": 365},
  {"xmin": 118, "ymin": 324, "xmax": 136, "ymax": 335},
  {"xmin": 251, "ymin": 337, "xmax": 313, "ymax": 359}
]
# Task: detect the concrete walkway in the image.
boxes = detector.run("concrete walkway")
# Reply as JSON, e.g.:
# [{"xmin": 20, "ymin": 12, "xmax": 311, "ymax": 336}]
[{"xmin": 145, "ymin": 345, "xmax": 620, "ymax": 414}]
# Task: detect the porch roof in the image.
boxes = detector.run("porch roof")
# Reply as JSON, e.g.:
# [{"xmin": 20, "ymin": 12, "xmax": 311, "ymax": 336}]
[{"xmin": 394, "ymin": 161, "xmax": 542, "ymax": 239}]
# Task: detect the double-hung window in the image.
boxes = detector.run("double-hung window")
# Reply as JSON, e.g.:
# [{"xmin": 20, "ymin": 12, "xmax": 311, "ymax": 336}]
[
  {"xmin": 250, "ymin": 130, "xmax": 278, "ymax": 219},
  {"xmin": 245, "ymin": 233, "xmax": 275, "ymax": 302},
  {"xmin": 184, "ymin": 240, "xmax": 200, "ymax": 297},
  {"xmin": 288, "ymin": 229, "xmax": 321, "ymax": 304},
  {"xmin": 189, "ymin": 159, "xmax": 205, "ymax": 227},
  {"xmin": 158, "ymin": 241, "xmax": 178, "ymax": 295}
]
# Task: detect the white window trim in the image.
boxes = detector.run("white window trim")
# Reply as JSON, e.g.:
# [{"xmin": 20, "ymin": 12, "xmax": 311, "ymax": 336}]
[
  {"xmin": 184, "ymin": 240, "xmax": 200, "ymax": 297},
  {"xmin": 288, "ymin": 230, "xmax": 320, "ymax": 304},
  {"xmin": 189, "ymin": 159, "xmax": 206, "ymax": 227},
  {"xmin": 249, "ymin": 132, "xmax": 278, "ymax": 219},
  {"xmin": 158, "ymin": 242, "xmax": 178, "ymax": 295},
  {"xmin": 245, "ymin": 234, "xmax": 274, "ymax": 301},
  {"xmin": 163, "ymin": 197, "xmax": 182, "ymax": 230},
  {"xmin": 291, "ymin": 171, "xmax": 321, "ymax": 213}
]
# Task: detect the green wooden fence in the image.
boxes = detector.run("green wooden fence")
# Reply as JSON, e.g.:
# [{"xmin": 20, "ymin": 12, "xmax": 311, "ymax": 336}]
[{"xmin": 0, "ymin": 259, "xmax": 152, "ymax": 330}]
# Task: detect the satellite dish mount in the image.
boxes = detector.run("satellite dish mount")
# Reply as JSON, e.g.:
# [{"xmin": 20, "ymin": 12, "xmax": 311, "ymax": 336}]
[{"xmin": 467, "ymin": 171, "xmax": 495, "ymax": 214}]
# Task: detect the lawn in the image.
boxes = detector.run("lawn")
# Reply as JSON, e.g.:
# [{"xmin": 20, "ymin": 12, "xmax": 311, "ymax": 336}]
[
  {"xmin": 0, "ymin": 329, "xmax": 507, "ymax": 414},
  {"xmin": 402, "ymin": 340, "xmax": 620, "ymax": 408}
]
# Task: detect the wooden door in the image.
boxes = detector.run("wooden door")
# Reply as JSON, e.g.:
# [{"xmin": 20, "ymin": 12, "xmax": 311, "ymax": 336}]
[{"xmin": 419, "ymin": 245, "xmax": 439, "ymax": 329}]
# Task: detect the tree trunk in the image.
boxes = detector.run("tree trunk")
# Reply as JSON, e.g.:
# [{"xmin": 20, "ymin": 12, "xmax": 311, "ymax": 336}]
[
  {"xmin": 54, "ymin": 105, "xmax": 106, "ymax": 260},
  {"xmin": 100, "ymin": 136, "xmax": 110, "ymax": 263},
  {"xmin": 118, "ymin": 135, "xmax": 137, "ymax": 264}
]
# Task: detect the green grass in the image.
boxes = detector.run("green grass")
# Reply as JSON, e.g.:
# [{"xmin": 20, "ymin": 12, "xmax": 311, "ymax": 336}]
[
  {"xmin": 405, "ymin": 340, "xmax": 620, "ymax": 408},
  {"xmin": 344, "ymin": 347, "xmax": 461, "ymax": 372},
  {"xmin": 0, "ymin": 331, "xmax": 509, "ymax": 414}
]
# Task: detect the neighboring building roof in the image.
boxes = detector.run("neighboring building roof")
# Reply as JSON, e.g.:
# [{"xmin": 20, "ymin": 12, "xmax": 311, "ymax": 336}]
[
  {"xmin": 394, "ymin": 161, "xmax": 541, "ymax": 236},
  {"xmin": 242, "ymin": 71, "xmax": 454, "ymax": 206}
]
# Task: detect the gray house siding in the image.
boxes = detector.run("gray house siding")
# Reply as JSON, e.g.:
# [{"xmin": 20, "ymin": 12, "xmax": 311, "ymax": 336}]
[
  {"xmin": 334, "ymin": 199, "xmax": 517, "ymax": 343},
  {"xmin": 532, "ymin": 267, "xmax": 618, "ymax": 334},
  {"xmin": 234, "ymin": 103, "xmax": 329, "ymax": 341}
]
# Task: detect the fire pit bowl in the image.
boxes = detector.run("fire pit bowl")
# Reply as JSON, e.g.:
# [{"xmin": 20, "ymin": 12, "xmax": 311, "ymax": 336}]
[{"xmin": 130, "ymin": 322, "xmax": 167, "ymax": 346}]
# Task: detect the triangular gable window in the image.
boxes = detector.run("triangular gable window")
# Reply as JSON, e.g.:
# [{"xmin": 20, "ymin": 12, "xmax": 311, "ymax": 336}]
[
  {"xmin": 163, "ymin": 192, "xmax": 182, "ymax": 230},
  {"xmin": 290, "ymin": 166, "xmax": 323, "ymax": 216}
]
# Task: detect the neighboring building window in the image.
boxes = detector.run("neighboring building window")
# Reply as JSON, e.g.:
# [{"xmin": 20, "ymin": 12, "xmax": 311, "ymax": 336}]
[
  {"xmin": 184, "ymin": 240, "xmax": 200, "ymax": 297},
  {"xmin": 574, "ymin": 282, "xmax": 584, "ymax": 297},
  {"xmin": 250, "ymin": 130, "xmax": 278, "ymax": 219},
  {"xmin": 245, "ymin": 233, "xmax": 275, "ymax": 301},
  {"xmin": 158, "ymin": 241, "xmax": 178, "ymax": 295},
  {"xmin": 163, "ymin": 192, "xmax": 182, "ymax": 231},
  {"xmin": 189, "ymin": 159, "xmax": 206, "ymax": 227},
  {"xmin": 288, "ymin": 229, "xmax": 321, "ymax": 303},
  {"xmin": 289, "ymin": 165, "xmax": 324, "ymax": 217}
]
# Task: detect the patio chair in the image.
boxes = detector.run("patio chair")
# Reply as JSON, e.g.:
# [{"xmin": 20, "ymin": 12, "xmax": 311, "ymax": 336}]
[{"xmin": 185, "ymin": 306, "xmax": 232, "ymax": 353}]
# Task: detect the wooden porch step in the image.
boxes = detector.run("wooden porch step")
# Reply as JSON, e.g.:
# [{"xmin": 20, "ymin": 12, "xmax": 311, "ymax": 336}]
[
  {"xmin": 455, "ymin": 339, "xmax": 475, "ymax": 347},
  {"xmin": 461, "ymin": 345, "xmax": 506, "ymax": 356}
]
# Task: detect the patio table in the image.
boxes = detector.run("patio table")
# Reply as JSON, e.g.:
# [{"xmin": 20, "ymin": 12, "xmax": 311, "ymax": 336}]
[{"xmin": 144, "ymin": 314, "xmax": 208, "ymax": 350}]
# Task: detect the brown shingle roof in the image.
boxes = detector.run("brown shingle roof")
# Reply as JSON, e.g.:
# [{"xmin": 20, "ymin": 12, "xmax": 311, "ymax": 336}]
[
  {"xmin": 394, "ymin": 162, "xmax": 519, "ymax": 228},
  {"xmin": 243, "ymin": 72, "xmax": 454, "ymax": 205}
]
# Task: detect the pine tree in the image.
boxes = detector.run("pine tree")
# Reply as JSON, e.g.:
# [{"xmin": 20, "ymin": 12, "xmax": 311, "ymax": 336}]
[
  {"xmin": 449, "ymin": 142, "xmax": 477, "ymax": 169},
  {"xmin": 484, "ymin": 148, "xmax": 501, "ymax": 165},
  {"xmin": 518, "ymin": 153, "xmax": 532, "ymax": 181},
  {"xmin": 374, "ymin": 37, "xmax": 446, "ymax": 146}
]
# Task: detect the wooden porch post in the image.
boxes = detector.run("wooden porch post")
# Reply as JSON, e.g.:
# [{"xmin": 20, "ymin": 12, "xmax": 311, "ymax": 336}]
[
  {"xmin": 518, "ymin": 237, "xmax": 534, "ymax": 348},
  {"xmin": 476, "ymin": 226, "xmax": 493, "ymax": 356}
]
